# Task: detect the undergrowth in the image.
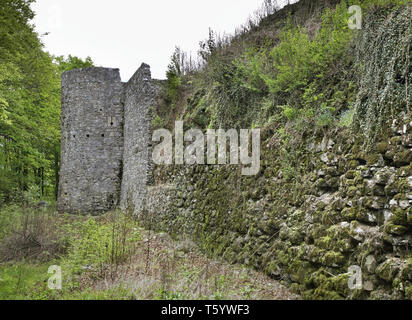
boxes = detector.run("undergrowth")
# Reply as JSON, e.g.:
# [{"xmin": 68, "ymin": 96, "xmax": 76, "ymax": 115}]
[
  {"xmin": 0, "ymin": 205, "xmax": 297, "ymax": 300},
  {"xmin": 159, "ymin": 0, "xmax": 409, "ymax": 145},
  {"xmin": 154, "ymin": 0, "xmax": 410, "ymax": 189}
]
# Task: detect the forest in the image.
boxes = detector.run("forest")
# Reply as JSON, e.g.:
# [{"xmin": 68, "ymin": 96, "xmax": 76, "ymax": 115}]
[{"xmin": 0, "ymin": 0, "xmax": 93, "ymax": 204}]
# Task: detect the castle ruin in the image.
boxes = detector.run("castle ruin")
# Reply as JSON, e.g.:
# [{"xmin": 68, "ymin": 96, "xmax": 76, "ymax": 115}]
[{"xmin": 58, "ymin": 64, "xmax": 158, "ymax": 215}]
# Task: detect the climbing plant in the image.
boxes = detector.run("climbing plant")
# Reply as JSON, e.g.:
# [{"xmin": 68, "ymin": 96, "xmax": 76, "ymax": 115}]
[{"xmin": 353, "ymin": 5, "xmax": 411, "ymax": 145}]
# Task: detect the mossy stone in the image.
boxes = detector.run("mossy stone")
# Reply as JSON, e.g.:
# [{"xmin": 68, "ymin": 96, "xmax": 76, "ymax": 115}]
[
  {"xmin": 394, "ymin": 149, "xmax": 412, "ymax": 167},
  {"xmin": 384, "ymin": 223, "xmax": 408, "ymax": 236},
  {"xmin": 342, "ymin": 207, "xmax": 357, "ymax": 221},
  {"xmin": 376, "ymin": 258, "xmax": 402, "ymax": 282},
  {"xmin": 400, "ymin": 259, "xmax": 412, "ymax": 281},
  {"xmin": 347, "ymin": 186, "xmax": 360, "ymax": 197},
  {"xmin": 405, "ymin": 285, "xmax": 412, "ymax": 300},
  {"xmin": 321, "ymin": 251, "xmax": 345, "ymax": 267},
  {"xmin": 407, "ymin": 208, "xmax": 412, "ymax": 226},
  {"xmin": 389, "ymin": 208, "xmax": 408, "ymax": 226},
  {"xmin": 376, "ymin": 141, "xmax": 389, "ymax": 153},
  {"xmin": 347, "ymin": 160, "xmax": 360, "ymax": 170}
]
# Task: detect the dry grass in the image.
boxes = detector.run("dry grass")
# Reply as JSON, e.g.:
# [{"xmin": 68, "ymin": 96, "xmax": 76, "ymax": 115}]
[
  {"xmin": 85, "ymin": 230, "xmax": 300, "ymax": 300},
  {"xmin": 0, "ymin": 206, "xmax": 69, "ymax": 262},
  {"xmin": 0, "ymin": 206, "xmax": 299, "ymax": 300}
]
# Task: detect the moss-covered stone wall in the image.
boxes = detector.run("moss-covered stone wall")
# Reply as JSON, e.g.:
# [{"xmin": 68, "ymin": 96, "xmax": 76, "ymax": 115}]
[
  {"xmin": 141, "ymin": 113, "xmax": 412, "ymax": 300},
  {"xmin": 132, "ymin": 1, "xmax": 411, "ymax": 300}
]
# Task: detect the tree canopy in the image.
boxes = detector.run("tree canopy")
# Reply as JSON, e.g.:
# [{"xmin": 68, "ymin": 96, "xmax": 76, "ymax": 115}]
[{"xmin": 0, "ymin": 0, "xmax": 94, "ymax": 203}]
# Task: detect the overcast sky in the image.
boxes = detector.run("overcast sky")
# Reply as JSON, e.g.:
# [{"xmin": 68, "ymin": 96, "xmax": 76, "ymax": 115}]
[{"xmin": 32, "ymin": 0, "xmax": 296, "ymax": 81}]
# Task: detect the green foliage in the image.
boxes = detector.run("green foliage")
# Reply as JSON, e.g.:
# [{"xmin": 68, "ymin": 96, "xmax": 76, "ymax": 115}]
[
  {"xmin": 61, "ymin": 212, "xmax": 141, "ymax": 281},
  {"xmin": 155, "ymin": 288, "xmax": 187, "ymax": 300},
  {"xmin": 168, "ymin": 48, "xmax": 182, "ymax": 76},
  {"xmin": 269, "ymin": 26, "xmax": 315, "ymax": 94},
  {"xmin": 152, "ymin": 114, "xmax": 165, "ymax": 129},
  {"xmin": 165, "ymin": 48, "xmax": 184, "ymax": 106},
  {"xmin": 0, "ymin": 1, "xmax": 94, "ymax": 204},
  {"xmin": 352, "ymin": 4, "xmax": 411, "ymax": 145},
  {"xmin": 0, "ymin": 205, "xmax": 281, "ymax": 300},
  {"xmin": 0, "ymin": 262, "xmax": 50, "ymax": 300},
  {"xmin": 54, "ymin": 55, "xmax": 94, "ymax": 74},
  {"xmin": 0, "ymin": 97, "xmax": 10, "ymax": 124},
  {"xmin": 246, "ymin": 2, "xmax": 352, "ymax": 97},
  {"xmin": 188, "ymin": 1, "xmax": 357, "ymax": 130},
  {"xmin": 0, "ymin": 206, "xmax": 142, "ymax": 299},
  {"xmin": 165, "ymin": 45, "xmax": 199, "ymax": 107},
  {"xmin": 316, "ymin": 104, "xmax": 336, "ymax": 128},
  {"xmin": 0, "ymin": 205, "xmax": 70, "ymax": 263},
  {"xmin": 280, "ymin": 105, "xmax": 298, "ymax": 121},
  {"xmin": 0, "ymin": 204, "xmax": 18, "ymax": 242},
  {"xmin": 191, "ymin": 52, "xmax": 265, "ymax": 129},
  {"xmin": 239, "ymin": 6, "xmax": 337, "ymax": 92},
  {"xmin": 233, "ymin": 48, "xmax": 271, "ymax": 95},
  {"xmin": 0, "ymin": 0, "xmax": 60, "ymax": 201},
  {"xmin": 212, "ymin": 60, "xmax": 262, "ymax": 128},
  {"xmin": 339, "ymin": 108, "xmax": 355, "ymax": 128},
  {"xmin": 165, "ymin": 70, "xmax": 181, "ymax": 106},
  {"xmin": 198, "ymin": 28, "xmax": 217, "ymax": 64},
  {"xmin": 166, "ymin": 0, "xmax": 408, "ymax": 133}
]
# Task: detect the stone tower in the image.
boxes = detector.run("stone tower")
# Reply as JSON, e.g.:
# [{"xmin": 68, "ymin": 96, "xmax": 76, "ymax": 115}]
[
  {"xmin": 120, "ymin": 63, "xmax": 158, "ymax": 213},
  {"xmin": 58, "ymin": 68, "xmax": 124, "ymax": 214}
]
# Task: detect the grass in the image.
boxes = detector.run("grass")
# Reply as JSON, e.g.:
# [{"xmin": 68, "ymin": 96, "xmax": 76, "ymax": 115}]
[
  {"xmin": 0, "ymin": 205, "xmax": 299, "ymax": 300},
  {"xmin": 0, "ymin": 262, "xmax": 50, "ymax": 300}
]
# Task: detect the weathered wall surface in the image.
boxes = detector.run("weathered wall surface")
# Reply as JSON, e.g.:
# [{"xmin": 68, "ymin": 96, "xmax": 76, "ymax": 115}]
[
  {"xmin": 143, "ymin": 114, "xmax": 412, "ymax": 300},
  {"xmin": 58, "ymin": 68, "xmax": 124, "ymax": 214},
  {"xmin": 120, "ymin": 64, "xmax": 160, "ymax": 213}
]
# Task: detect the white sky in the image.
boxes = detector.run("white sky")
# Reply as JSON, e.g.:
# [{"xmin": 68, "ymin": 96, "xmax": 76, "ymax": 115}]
[{"xmin": 32, "ymin": 0, "xmax": 296, "ymax": 81}]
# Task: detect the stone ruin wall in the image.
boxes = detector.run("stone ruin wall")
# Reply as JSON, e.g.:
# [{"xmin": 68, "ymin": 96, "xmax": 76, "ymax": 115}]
[
  {"xmin": 120, "ymin": 63, "xmax": 160, "ymax": 213},
  {"xmin": 143, "ymin": 115, "xmax": 412, "ymax": 300},
  {"xmin": 58, "ymin": 64, "xmax": 158, "ymax": 215},
  {"xmin": 58, "ymin": 68, "xmax": 124, "ymax": 214}
]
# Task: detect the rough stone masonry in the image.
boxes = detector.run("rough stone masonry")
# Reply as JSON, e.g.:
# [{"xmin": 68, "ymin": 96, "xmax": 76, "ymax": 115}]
[{"xmin": 58, "ymin": 63, "xmax": 159, "ymax": 215}]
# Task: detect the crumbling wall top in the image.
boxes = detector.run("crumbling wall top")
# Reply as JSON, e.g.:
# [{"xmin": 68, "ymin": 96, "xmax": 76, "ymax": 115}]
[{"xmin": 61, "ymin": 67, "xmax": 121, "ymax": 86}]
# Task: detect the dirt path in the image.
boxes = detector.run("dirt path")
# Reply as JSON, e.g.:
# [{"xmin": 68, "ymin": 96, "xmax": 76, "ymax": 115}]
[{"xmin": 88, "ymin": 230, "xmax": 300, "ymax": 300}]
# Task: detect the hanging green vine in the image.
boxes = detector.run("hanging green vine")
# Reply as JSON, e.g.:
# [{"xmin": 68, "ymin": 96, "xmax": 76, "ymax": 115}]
[{"xmin": 353, "ymin": 5, "xmax": 411, "ymax": 146}]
